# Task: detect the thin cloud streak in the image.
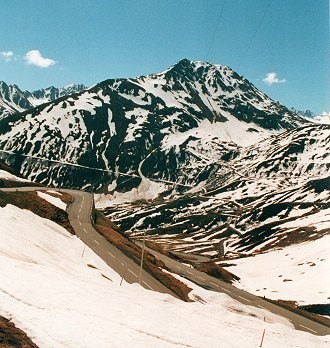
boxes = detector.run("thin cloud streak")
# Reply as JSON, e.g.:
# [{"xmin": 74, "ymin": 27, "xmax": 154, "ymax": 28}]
[{"xmin": 0, "ymin": 50, "xmax": 14, "ymax": 62}]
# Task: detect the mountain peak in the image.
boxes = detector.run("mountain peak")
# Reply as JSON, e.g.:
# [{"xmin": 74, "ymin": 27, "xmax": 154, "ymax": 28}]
[
  {"xmin": 173, "ymin": 58, "xmax": 193, "ymax": 68},
  {"xmin": 169, "ymin": 58, "xmax": 211, "ymax": 73}
]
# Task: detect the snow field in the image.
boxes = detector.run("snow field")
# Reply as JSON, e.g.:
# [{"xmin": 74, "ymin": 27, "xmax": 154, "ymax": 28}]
[
  {"xmin": 0, "ymin": 169, "xmax": 30, "ymax": 182},
  {"xmin": 225, "ymin": 236, "xmax": 330, "ymax": 305},
  {"xmin": 0, "ymin": 204, "xmax": 329, "ymax": 347}
]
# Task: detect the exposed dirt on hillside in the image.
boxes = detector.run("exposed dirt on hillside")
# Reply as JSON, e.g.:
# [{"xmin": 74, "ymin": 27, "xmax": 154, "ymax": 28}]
[
  {"xmin": 266, "ymin": 299, "xmax": 330, "ymax": 328},
  {"xmin": 143, "ymin": 240, "xmax": 240, "ymax": 285},
  {"xmin": 94, "ymin": 212, "xmax": 192, "ymax": 301},
  {"xmin": 0, "ymin": 316, "xmax": 38, "ymax": 348},
  {"xmin": 0, "ymin": 191, "xmax": 75, "ymax": 235},
  {"xmin": 193, "ymin": 262, "xmax": 240, "ymax": 284}
]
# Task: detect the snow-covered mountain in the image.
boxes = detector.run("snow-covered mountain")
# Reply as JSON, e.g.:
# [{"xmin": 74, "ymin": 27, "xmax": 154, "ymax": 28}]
[
  {"xmin": 0, "ymin": 81, "xmax": 86, "ymax": 119},
  {"xmin": 0, "ymin": 81, "xmax": 34, "ymax": 118},
  {"xmin": 101, "ymin": 122, "xmax": 330, "ymax": 309},
  {"xmin": 0, "ymin": 59, "xmax": 329, "ymax": 324},
  {"xmin": 103, "ymin": 123, "xmax": 330, "ymax": 248},
  {"xmin": 293, "ymin": 108, "xmax": 330, "ymax": 125},
  {"xmin": 0, "ymin": 59, "xmax": 308, "ymax": 191},
  {"xmin": 30, "ymin": 83, "xmax": 87, "ymax": 106},
  {"xmin": 314, "ymin": 112, "xmax": 330, "ymax": 124}
]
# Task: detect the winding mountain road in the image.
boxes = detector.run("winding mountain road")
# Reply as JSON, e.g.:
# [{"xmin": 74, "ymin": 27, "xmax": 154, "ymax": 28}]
[
  {"xmin": 2, "ymin": 186, "xmax": 330, "ymax": 336},
  {"xmin": 1, "ymin": 187, "xmax": 176, "ymax": 298},
  {"xmin": 65, "ymin": 189, "xmax": 177, "ymax": 296},
  {"xmin": 140, "ymin": 243, "xmax": 330, "ymax": 336}
]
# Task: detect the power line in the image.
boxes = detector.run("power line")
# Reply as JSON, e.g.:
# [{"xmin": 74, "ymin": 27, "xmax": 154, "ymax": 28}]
[
  {"xmin": 237, "ymin": 0, "xmax": 273, "ymax": 71},
  {"xmin": 0, "ymin": 149, "xmax": 193, "ymax": 188},
  {"xmin": 205, "ymin": 0, "xmax": 227, "ymax": 61}
]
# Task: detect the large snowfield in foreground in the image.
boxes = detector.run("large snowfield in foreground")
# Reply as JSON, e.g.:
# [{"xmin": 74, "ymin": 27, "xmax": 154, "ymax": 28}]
[{"xmin": 0, "ymin": 204, "xmax": 329, "ymax": 347}]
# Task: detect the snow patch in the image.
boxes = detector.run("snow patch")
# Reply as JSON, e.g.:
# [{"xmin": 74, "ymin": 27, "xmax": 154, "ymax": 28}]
[
  {"xmin": 0, "ymin": 170, "xmax": 30, "ymax": 183},
  {"xmin": 37, "ymin": 191, "xmax": 67, "ymax": 210}
]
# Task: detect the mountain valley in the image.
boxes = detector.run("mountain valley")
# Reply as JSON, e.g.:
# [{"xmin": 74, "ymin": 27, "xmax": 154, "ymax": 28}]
[{"xmin": 0, "ymin": 59, "xmax": 329, "ymax": 330}]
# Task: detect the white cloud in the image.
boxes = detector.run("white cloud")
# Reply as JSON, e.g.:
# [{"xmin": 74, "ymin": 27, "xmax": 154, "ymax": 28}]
[
  {"xmin": 263, "ymin": 72, "xmax": 287, "ymax": 86},
  {"xmin": 24, "ymin": 50, "xmax": 56, "ymax": 68},
  {"xmin": 0, "ymin": 50, "xmax": 14, "ymax": 62}
]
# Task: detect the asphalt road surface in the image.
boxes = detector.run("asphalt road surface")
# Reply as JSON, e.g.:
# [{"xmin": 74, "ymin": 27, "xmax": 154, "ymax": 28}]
[
  {"xmin": 2, "ymin": 186, "xmax": 330, "ymax": 336},
  {"xmin": 1, "ymin": 187, "xmax": 176, "ymax": 298},
  {"xmin": 65, "ymin": 189, "xmax": 177, "ymax": 297},
  {"xmin": 139, "ymin": 243, "xmax": 330, "ymax": 336}
]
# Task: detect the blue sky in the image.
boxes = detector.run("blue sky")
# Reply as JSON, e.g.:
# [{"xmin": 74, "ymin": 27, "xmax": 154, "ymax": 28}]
[{"xmin": 0, "ymin": 0, "xmax": 328, "ymax": 113}]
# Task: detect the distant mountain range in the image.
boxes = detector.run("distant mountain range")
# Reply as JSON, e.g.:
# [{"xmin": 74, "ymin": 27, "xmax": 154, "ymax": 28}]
[
  {"xmin": 0, "ymin": 81, "xmax": 86, "ymax": 119},
  {"xmin": 292, "ymin": 108, "xmax": 330, "ymax": 124}
]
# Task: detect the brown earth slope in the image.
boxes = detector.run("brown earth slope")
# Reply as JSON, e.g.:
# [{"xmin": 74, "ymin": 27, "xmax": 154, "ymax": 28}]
[
  {"xmin": 94, "ymin": 212, "xmax": 192, "ymax": 301},
  {"xmin": 0, "ymin": 316, "xmax": 38, "ymax": 348},
  {"xmin": 0, "ymin": 190, "xmax": 74, "ymax": 234}
]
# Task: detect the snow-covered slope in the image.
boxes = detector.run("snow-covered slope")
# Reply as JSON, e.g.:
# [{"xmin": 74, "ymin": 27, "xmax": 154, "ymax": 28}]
[
  {"xmin": 0, "ymin": 169, "xmax": 30, "ymax": 183},
  {"xmin": 1, "ymin": 203, "xmax": 328, "ymax": 347},
  {"xmin": 295, "ymin": 109, "xmax": 330, "ymax": 125},
  {"xmin": 224, "ymin": 235, "xmax": 330, "ymax": 305},
  {"xmin": 314, "ymin": 112, "xmax": 330, "ymax": 124},
  {"xmin": 236, "ymin": 124, "xmax": 330, "ymax": 178},
  {"xmin": 0, "ymin": 59, "xmax": 307, "ymax": 191},
  {"xmin": 103, "ymin": 174, "xmax": 330, "ymax": 255},
  {"xmin": 101, "ymin": 123, "xmax": 330, "ymax": 307},
  {"xmin": 102, "ymin": 124, "xmax": 330, "ymax": 252}
]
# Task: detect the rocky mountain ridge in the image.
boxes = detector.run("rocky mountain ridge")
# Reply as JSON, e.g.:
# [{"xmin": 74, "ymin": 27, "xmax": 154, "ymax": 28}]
[
  {"xmin": 0, "ymin": 81, "xmax": 87, "ymax": 119},
  {"xmin": 0, "ymin": 59, "xmax": 308, "ymax": 192}
]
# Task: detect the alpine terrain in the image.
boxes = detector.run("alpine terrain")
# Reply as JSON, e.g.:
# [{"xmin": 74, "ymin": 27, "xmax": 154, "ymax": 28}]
[
  {"xmin": 0, "ymin": 59, "xmax": 307, "ymax": 191},
  {"xmin": 0, "ymin": 59, "xmax": 329, "ymax": 317},
  {"xmin": 0, "ymin": 81, "xmax": 86, "ymax": 119}
]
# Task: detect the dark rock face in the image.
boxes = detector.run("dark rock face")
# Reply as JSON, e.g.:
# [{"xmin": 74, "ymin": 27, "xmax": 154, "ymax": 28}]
[{"xmin": 0, "ymin": 59, "xmax": 307, "ymax": 191}]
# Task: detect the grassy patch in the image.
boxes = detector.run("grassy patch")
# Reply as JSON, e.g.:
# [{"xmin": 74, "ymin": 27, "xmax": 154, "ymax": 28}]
[
  {"xmin": 94, "ymin": 212, "xmax": 192, "ymax": 301},
  {"xmin": 0, "ymin": 191, "xmax": 75, "ymax": 235},
  {"xmin": 0, "ymin": 315, "xmax": 38, "ymax": 348}
]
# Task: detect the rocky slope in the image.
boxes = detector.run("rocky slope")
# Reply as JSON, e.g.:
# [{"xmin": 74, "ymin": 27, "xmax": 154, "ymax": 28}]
[
  {"xmin": 0, "ymin": 59, "xmax": 307, "ymax": 191},
  {"xmin": 103, "ymin": 123, "xmax": 330, "ymax": 258}
]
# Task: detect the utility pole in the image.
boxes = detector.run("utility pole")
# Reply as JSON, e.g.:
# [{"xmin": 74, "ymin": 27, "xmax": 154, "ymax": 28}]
[{"xmin": 138, "ymin": 230, "xmax": 146, "ymax": 285}]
